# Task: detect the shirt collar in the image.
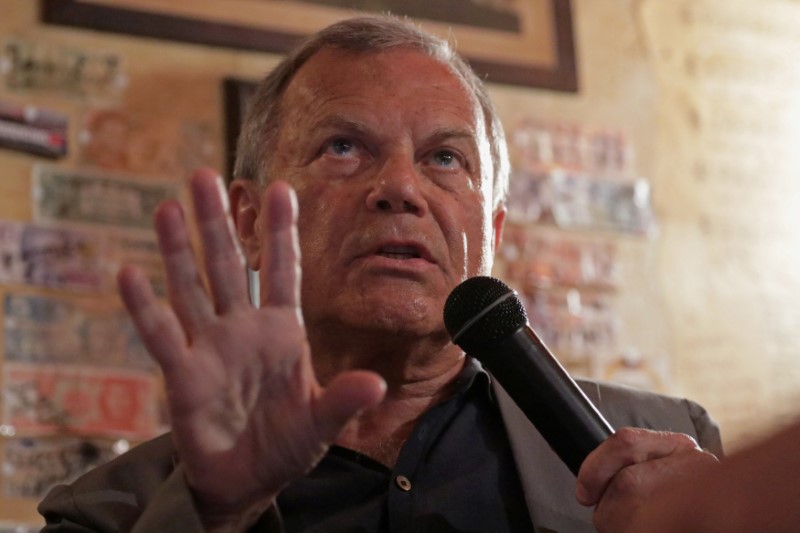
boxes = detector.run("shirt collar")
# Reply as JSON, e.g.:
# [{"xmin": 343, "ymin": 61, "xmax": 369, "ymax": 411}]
[{"xmin": 450, "ymin": 356, "xmax": 493, "ymax": 401}]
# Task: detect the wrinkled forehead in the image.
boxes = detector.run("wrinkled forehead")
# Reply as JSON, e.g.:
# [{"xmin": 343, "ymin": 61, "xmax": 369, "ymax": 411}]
[
  {"xmin": 276, "ymin": 48, "xmax": 493, "ymax": 182},
  {"xmin": 282, "ymin": 47, "xmax": 486, "ymax": 130}
]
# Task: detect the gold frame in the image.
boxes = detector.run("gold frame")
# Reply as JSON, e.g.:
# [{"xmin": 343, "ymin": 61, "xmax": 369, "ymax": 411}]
[{"xmin": 42, "ymin": 0, "xmax": 577, "ymax": 91}]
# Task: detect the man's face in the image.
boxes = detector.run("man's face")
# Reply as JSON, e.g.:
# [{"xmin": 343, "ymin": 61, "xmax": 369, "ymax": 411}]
[{"xmin": 263, "ymin": 48, "xmax": 504, "ymax": 336}]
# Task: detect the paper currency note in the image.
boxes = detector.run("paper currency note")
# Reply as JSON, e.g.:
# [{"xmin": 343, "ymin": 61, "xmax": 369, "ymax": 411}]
[
  {"xmin": 2, "ymin": 436, "xmax": 122, "ymax": 499},
  {"xmin": 79, "ymin": 108, "xmax": 218, "ymax": 176},
  {"xmin": 551, "ymin": 172, "xmax": 655, "ymax": 234},
  {"xmin": 3, "ymin": 38, "xmax": 124, "ymax": 101},
  {"xmin": 3, "ymin": 293, "xmax": 155, "ymax": 371},
  {"xmin": 33, "ymin": 165, "xmax": 178, "ymax": 230},
  {"xmin": 0, "ymin": 220, "xmax": 106, "ymax": 291},
  {"xmin": 3, "ymin": 363, "xmax": 159, "ymax": 439},
  {"xmin": 0, "ymin": 220, "xmax": 165, "ymax": 294},
  {"xmin": 111, "ymin": 235, "xmax": 166, "ymax": 297}
]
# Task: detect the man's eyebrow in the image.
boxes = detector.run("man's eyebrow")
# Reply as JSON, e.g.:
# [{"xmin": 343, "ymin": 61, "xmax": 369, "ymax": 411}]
[
  {"xmin": 311, "ymin": 114, "xmax": 372, "ymax": 135},
  {"xmin": 310, "ymin": 116, "xmax": 479, "ymax": 148},
  {"xmin": 426, "ymin": 127, "xmax": 477, "ymax": 145}
]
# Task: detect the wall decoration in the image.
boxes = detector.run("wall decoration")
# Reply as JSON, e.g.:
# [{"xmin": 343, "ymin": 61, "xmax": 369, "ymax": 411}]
[
  {"xmin": 2, "ymin": 437, "xmax": 123, "ymax": 498},
  {"xmin": 1, "ymin": 37, "xmax": 125, "ymax": 101},
  {"xmin": 507, "ymin": 120, "xmax": 655, "ymax": 235},
  {"xmin": 3, "ymin": 363, "xmax": 159, "ymax": 439},
  {"xmin": 41, "ymin": 0, "xmax": 578, "ymax": 91},
  {"xmin": 32, "ymin": 164, "xmax": 179, "ymax": 231},
  {"xmin": 506, "ymin": 169, "xmax": 655, "ymax": 234},
  {"xmin": 76, "ymin": 108, "xmax": 218, "ymax": 177},
  {"xmin": 0, "ymin": 220, "xmax": 166, "ymax": 295},
  {"xmin": 222, "ymin": 78, "xmax": 257, "ymax": 180},
  {"xmin": 0, "ymin": 220, "xmax": 106, "ymax": 292},
  {"xmin": 498, "ymin": 226, "xmax": 619, "ymax": 291},
  {"xmin": 0, "ymin": 101, "xmax": 67, "ymax": 158},
  {"xmin": 2, "ymin": 294, "xmax": 161, "ymax": 439},
  {"xmin": 4, "ymin": 293, "xmax": 154, "ymax": 372}
]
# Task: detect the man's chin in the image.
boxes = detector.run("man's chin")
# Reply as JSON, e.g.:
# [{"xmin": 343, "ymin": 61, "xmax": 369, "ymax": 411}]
[
  {"xmin": 364, "ymin": 302, "xmax": 439, "ymax": 332},
  {"xmin": 303, "ymin": 278, "xmax": 451, "ymax": 329},
  {"xmin": 337, "ymin": 296, "xmax": 444, "ymax": 335}
]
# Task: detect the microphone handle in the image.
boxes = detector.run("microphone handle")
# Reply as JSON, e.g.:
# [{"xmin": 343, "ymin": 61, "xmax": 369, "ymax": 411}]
[{"xmin": 477, "ymin": 326, "xmax": 614, "ymax": 476}]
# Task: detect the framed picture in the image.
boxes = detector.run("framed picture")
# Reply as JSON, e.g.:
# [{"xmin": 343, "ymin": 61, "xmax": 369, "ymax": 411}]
[
  {"xmin": 41, "ymin": 0, "xmax": 577, "ymax": 91},
  {"xmin": 222, "ymin": 77, "xmax": 257, "ymax": 181}
]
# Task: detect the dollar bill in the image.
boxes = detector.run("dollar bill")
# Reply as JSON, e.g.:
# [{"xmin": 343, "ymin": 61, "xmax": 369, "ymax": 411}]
[
  {"xmin": 3, "ymin": 38, "xmax": 124, "ymax": 102},
  {"xmin": 33, "ymin": 164, "xmax": 179, "ymax": 230}
]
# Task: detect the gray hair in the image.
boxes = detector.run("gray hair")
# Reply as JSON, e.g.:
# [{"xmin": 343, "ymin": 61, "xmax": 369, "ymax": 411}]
[{"xmin": 233, "ymin": 15, "xmax": 509, "ymax": 209}]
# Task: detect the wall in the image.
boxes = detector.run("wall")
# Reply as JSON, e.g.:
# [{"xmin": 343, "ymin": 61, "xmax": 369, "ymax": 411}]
[
  {"xmin": 2, "ymin": 0, "xmax": 800, "ymax": 526},
  {"xmin": 643, "ymin": 0, "xmax": 800, "ymax": 446},
  {"xmin": 496, "ymin": 0, "xmax": 800, "ymax": 449}
]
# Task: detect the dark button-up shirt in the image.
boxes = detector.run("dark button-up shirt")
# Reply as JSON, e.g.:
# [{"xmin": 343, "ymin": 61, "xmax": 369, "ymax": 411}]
[{"xmin": 277, "ymin": 358, "xmax": 535, "ymax": 532}]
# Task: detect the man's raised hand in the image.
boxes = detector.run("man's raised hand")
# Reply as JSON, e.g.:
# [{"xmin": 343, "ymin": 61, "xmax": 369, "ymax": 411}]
[{"xmin": 117, "ymin": 169, "xmax": 385, "ymax": 524}]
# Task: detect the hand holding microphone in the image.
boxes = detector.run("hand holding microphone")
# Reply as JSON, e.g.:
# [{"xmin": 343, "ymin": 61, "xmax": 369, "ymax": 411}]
[{"xmin": 444, "ymin": 276, "xmax": 614, "ymax": 476}]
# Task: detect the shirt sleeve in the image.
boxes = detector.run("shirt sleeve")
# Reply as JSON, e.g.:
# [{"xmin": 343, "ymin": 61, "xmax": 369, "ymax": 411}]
[
  {"xmin": 684, "ymin": 396, "xmax": 724, "ymax": 457},
  {"xmin": 37, "ymin": 434, "xmax": 283, "ymax": 532}
]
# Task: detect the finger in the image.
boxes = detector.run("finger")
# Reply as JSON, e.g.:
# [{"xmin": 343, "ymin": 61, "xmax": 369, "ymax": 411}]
[
  {"xmin": 191, "ymin": 169, "xmax": 249, "ymax": 314},
  {"xmin": 156, "ymin": 199, "xmax": 215, "ymax": 334},
  {"xmin": 576, "ymin": 428, "xmax": 700, "ymax": 506},
  {"xmin": 313, "ymin": 371, "xmax": 386, "ymax": 443},
  {"xmin": 591, "ymin": 448, "xmax": 719, "ymax": 531},
  {"xmin": 118, "ymin": 265, "xmax": 187, "ymax": 377},
  {"xmin": 260, "ymin": 181, "xmax": 301, "ymax": 309}
]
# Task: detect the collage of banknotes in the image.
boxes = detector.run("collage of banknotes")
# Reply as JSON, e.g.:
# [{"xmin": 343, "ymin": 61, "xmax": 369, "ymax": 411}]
[
  {"xmin": 496, "ymin": 119, "xmax": 669, "ymax": 391},
  {"xmin": 0, "ymin": 31, "xmax": 219, "ymax": 506},
  {"xmin": 0, "ymin": 164, "xmax": 180, "ymax": 499}
]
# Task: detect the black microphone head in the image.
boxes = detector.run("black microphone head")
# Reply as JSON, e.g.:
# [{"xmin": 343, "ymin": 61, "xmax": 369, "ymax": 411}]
[{"xmin": 443, "ymin": 276, "xmax": 528, "ymax": 354}]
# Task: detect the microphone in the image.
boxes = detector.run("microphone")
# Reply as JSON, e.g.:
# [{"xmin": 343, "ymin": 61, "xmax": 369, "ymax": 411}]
[{"xmin": 443, "ymin": 276, "xmax": 614, "ymax": 476}]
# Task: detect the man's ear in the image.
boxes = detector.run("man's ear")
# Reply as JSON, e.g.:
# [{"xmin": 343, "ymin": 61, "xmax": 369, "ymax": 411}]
[
  {"xmin": 229, "ymin": 178, "xmax": 263, "ymax": 270},
  {"xmin": 492, "ymin": 205, "xmax": 507, "ymax": 254}
]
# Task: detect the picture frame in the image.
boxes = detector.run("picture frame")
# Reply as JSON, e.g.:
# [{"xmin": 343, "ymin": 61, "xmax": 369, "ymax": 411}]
[
  {"xmin": 222, "ymin": 77, "xmax": 257, "ymax": 181},
  {"xmin": 41, "ymin": 0, "xmax": 578, "ymax": 91}
]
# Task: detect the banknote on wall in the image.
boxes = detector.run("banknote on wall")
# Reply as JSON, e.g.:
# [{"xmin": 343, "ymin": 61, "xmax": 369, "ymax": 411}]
[{"xmin": 32, "ymin": 164, "xmax": 179, "ymax": 230}]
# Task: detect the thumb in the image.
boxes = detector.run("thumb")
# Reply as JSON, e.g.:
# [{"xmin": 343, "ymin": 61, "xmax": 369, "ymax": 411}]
[{"xmin": 313, "ymin": 371, "xmax": 386, "ymax": 442}]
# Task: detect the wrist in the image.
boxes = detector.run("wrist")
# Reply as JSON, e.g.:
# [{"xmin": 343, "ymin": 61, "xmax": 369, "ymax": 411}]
[{"xmin": 190, "ymin": 483, "xmax": 278, "ymax": 532}]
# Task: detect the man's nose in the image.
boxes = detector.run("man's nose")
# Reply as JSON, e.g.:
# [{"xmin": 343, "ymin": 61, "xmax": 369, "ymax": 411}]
[{"xmin": 365, "ymin": 156, "xmax": 428, "ymax": 215}]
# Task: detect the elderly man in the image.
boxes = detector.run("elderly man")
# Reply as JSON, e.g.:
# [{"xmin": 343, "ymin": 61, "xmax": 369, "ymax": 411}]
[{"xmin": 39, "ymin": 15, "xmax": 720, "ymax": 532}]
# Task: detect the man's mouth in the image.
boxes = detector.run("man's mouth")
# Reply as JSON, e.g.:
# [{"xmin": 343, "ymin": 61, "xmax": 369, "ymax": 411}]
[{"xmin": 377, "ymin": 245, "xmax": 422, "ymax": 260}]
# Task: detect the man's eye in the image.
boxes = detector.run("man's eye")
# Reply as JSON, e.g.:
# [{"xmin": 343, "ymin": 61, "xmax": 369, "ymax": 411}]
[
  {"xmin": 326, "ymin": 138, "xmax": 355, "ymax": 156},
  {"xmin": 430, "ymin": 150, "xmax": 461, "ymax": 169}
]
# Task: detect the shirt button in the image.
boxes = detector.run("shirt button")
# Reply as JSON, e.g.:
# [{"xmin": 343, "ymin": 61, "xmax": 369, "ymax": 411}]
[{"xmin": 395, "ymin": 475, "xmax": 412, "ymax": 492}]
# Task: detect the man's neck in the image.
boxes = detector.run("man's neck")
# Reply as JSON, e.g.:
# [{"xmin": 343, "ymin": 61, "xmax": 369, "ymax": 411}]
[
  {"xmin": 335, "ymin": 358, "xmax": 465, "ymax": 467},
  {"xmin": 310, "ymin": 328, "xmax": 466, "ymax": 467}
]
